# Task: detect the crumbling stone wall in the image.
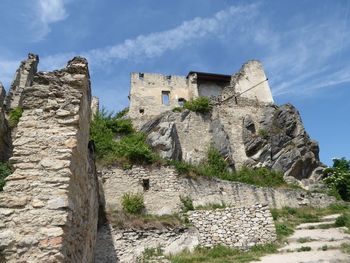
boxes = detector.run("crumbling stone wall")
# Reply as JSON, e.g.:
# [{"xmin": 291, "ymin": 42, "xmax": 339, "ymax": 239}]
[
  {"xmin": 4, "ymin": 53, "xmax": 39, "ymax": 112},
  {"xmin": 0, "ymin": 56, "xmax": 99, "ymax": 262},
  {"xmin": 95, "ymin": 226, "xmax": 198, "ymax": 263},
  {"xmin": 101, "ymin": 166, "xmax": 336, "ymax": 216},
  {"xmin": 188, "ymin": 204, "xmax": 276, "ymax": 249}
]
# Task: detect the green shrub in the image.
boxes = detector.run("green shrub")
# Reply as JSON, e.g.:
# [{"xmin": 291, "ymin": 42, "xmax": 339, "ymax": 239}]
[
  {"xmin": 297, "ymin": 246, "xmax": 311, "ymax": 252},
  {"xmin": 184, "ymin": 97, "xmax": 212, "ymax": 113},
  {"xmin": 335, "ymin": 213, "xmax": 350, "ymax": 228},
  {"xmin": 121, "ymin": 192, "xmax": 145, "ymax": 214},
  {"xmin": 172, "ymin": 107, "xmax": 183, "ymax": 113},
  {"xmin": 114, "ymin": 133, "xmax": 156, "ymax": 164},
  {"xmin": 323, "ymin": 157, "xmax": 350, "ymax": 201},
  {"xmin": 8, "ymin": 107, "xmax": 23, "ymax": 128},
  {"xmin": 0, "ymin": 163, "xmax": 12, "ymax": 191},
  {"xmin": 275, "ymin": 223, "xmax": 294, "ymax": 237},
  {"xmin": 115, "ymin": 107, "xmax": 129, "ymax": 119},
  {"xmin": 258, "ymin": 128, "xmax": 269, "ymax": 139},
  {"xmin": 179, "ymin": 195, "xmax": 194, "ymax": 212},
  {"xmin": 233, "ymin": 166, "xmax": 285, "ymax": 187}
]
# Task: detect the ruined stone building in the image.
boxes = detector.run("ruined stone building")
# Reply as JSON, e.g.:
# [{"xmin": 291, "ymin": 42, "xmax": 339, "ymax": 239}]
[
  {"xmin": 128, "ymin": 60, "xmax": 274, "ymax": 121},
  {"xmin": 0, "ymin": 54, "xmax": 337, "ymax": 263}
]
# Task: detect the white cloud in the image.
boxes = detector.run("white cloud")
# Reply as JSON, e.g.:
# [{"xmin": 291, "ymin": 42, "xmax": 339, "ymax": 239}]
[
  {"xmin": 32, "ymin": 0, "xmax": 68, "ymax": 40},
  {"xmin": 83, "ymin": 4, "xmax": 259, "ymax": 64}
]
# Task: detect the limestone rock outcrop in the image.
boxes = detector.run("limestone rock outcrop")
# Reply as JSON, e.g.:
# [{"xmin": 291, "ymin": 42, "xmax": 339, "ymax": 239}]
[
  {"xmin": 140, "ymin": 100, "xmax": 324, "ymax": 187},
  {"xmin": 242, "ymin": 103, "xmax": 324, "ymax": 187}
]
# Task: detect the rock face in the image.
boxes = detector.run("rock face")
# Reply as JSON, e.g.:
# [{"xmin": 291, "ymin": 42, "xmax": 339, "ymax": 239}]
[
  {"xmin": 242, "ymin": 104, "xmax": 323, "ymax": 187},
  {"xmin": 0, "ymin": 55, "xmax": 99, "ymax": 262},
  {"xmin": 140, "ymin": 99, "xmax": 324, "ymax": 187},
  {"xmin": 141, "ymin": 110, "xmax": 233, "ymax": 164}
]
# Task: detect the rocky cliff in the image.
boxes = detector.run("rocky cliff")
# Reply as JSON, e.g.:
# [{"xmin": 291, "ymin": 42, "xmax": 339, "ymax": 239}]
[{"xmin": 141, "ymin": 96, "xmax": 324, "ymax": 188}]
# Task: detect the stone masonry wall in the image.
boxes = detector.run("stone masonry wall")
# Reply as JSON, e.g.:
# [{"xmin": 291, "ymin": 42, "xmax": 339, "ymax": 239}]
[
  {"xmin": 95, "ymin": 226, "xmax": 198, "ymax": 263},
  {"xmin": 101, "ymin": 166, "xmax": 337, "ymax": 216},
  {"xmin": 0, "ymin": 57, "xmax": 99, "ymax": 262},
  {"xmin": 188, "ymin": 204, "xmax": 276, "ymax": 249}
]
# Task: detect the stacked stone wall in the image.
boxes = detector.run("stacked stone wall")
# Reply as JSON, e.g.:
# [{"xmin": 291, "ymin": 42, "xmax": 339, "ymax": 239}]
[
  {"xmin": 188, "ymin": 204, "xmax": 276, "ymax": 249},
  {"xmin": 101, "ymin": 166, "xmax": 337, "ymax": 216},
  {"xmin": 0, "ymin": 56, "xmax": 99, "ymax": 262}
]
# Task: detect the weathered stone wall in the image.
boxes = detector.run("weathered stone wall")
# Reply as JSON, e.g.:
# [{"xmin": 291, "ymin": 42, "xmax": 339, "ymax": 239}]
[
  {"xmin": 4, "ymin": 53, "xmax": 39, "ymax": 112},
  {"xmin": 229, "ymin": 60, "xmax": 274, "ymax": 103},
  {"xmin": 95, "ymin": 225, "xmax": 198, "ymax": 263},
  {"xmin": 0, "ymin": 56, "xmax": 99, "ymax": 262},
  {"xmin": 188, "ymin": 204, "xmax": 276, "ymax": 249},
  {"xmin": 129, "ymin": 72, "xmax": 195, "ymax": 122},
  {"xmin": 101, "ymin": 166, "xmax": 336, "ymax": 216}
]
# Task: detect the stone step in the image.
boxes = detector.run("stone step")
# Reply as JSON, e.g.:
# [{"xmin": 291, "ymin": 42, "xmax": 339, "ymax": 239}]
[
  {"xmin": 279, "ymin": 240, "xmax": 345, "ymax": 252},
  {"xmin": 321, "ymin": 214, "xmax": 342, "ymax": 222},
  {"xmin": 288, "ymin": 228, "xmax": 350, "ymax": 242},
  {"xmin": 296, "ymin": 221, "xmax": 336, "ymax": 230},
  {"xmin": 251, "ymin": 249, "xmax": 350, "ymax": 263}
]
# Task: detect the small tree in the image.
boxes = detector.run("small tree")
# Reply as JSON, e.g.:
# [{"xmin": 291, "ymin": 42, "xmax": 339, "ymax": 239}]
[
  {"xmin": 323, "ymin": 157, "xmax": 350, "ymax": 201},
  {"xmin": 184, "ymin": 97, "xmax": 212, "ymax": 113}
]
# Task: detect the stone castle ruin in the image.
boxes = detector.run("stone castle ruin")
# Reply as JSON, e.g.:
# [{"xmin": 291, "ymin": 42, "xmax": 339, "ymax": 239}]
[
  {"xmin": 129, "ymin": 60, "xmax": 273, "ymax": 122},
  {"xmin": 0, "ymin": 54, "xmax": 337, "ymax": 262}
]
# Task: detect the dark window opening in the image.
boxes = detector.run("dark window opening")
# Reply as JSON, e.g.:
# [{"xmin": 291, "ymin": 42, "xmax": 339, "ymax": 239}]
[
  {"xmin": 178, "ymin": 98, "xmax": 186, "ymax": 107},
  {"xmin": 139, "ymin": 108, "xmax": 144, "ymax": 114},
  {"xmin": 234, "ymin": 96, "xmax": 238, "ymax": 105},
  {"xmin": 166, "ymin": 75, "xmax": 171, "ymax": 80},
  {"xmin": 139, "ymin": 73, "xmax": 144, "ymax": 79},
  {"xmin": 142, "ymin": 179, "xmax": 150, "ymax": 191},
  {"xmin": 162, "ymin": 91, "xmax": 170, "ymax": 106}
]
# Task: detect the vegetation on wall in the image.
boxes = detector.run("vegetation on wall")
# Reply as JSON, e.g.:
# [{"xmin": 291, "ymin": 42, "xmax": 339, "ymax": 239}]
[
  {"xmin": 0, "ymin": 162, "xmax": 11, "ymax": 191},
  {"xmin": 170, "ymin": 147, "xmax": 286, "ymax": 188},
  {"xmin": 121, "ymin": 192, "xmax": 145, "ymax": 215},
  {"xmin": 90, "ymin": 108, "xmax": 156, "ymax": 166},
  {"xmin": 8, "ymin": 107, "xmax": 23, "ymax": 128},
  {"xmin": 184, "ymin": 97, "xmax": 212, "ymax": 113},
  {"xmin": 323, "ymin": 157, "xmax": 350, "ymax": 201}
]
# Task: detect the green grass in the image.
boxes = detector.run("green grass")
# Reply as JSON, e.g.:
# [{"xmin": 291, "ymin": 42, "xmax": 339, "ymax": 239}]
[
  {"xmin": 184, "ymin": 97, "xmax": 212, "ymax": 114},
  {"xmin": 170, "ymin": 147, "xmax": 289, "ymax": 189},
  {"xmin": 167, "ymin": 244, "xmax": 278, "ymax": 263},
  {"xmin": 8, "ymin": 107, "xmax": 23, "ymax": 128},
  {"xmin": 107, "ymin": 210, "xmax": 185, "ymax": 230},
  {"xmin": 195, "ymin": 202, "xmax": 227, "ymax": 210},
  {"xmin": 297, "ymin": 246, "xmax": 311, "ymax": 252},
  {"xmin": 0, "ymin": 163, "xmax": 12, "ymax": 191},
  {"xmin": 180, "ymin": 195, "xmax": 194, "ymax": 212},
  {"xmin": 272, "ymin": 204, "xmax": 350, "ymax": 241},
  {"xmin": 341, "ymin": 243, "xmax": 350, "ymax": 254}
]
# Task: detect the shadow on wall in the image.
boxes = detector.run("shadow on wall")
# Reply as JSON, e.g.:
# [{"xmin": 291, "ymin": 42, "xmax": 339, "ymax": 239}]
[{"xmin": 94, "ymin": 173, "xmax": 119, "ymax": 263}]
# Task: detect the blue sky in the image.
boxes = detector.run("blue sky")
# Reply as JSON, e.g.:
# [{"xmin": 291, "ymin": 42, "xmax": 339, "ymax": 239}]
[{"xmin": 0, "ymin": 0, "xmax": 349, "ymax": 165}]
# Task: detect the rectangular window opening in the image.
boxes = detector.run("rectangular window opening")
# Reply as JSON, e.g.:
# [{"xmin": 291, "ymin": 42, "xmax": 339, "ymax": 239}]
[
  {"xmin": 162, "ymin": 91, "xmax": 170, "ymax": 106},
  {"xmin": 142, "ymin": 179, "xmax": 150, "ymax": 191}
]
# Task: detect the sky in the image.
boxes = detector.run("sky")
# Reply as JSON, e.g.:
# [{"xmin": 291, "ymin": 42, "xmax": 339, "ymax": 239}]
[{"xmin": 0, "ymin": 0, "xmax": 349, "ymax": 166}]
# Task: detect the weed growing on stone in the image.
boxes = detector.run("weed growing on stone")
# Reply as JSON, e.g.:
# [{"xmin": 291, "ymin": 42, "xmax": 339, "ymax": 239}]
[
  {"xmin": 121, "ymin": 192, "xmax": 145, "ymax": 215},
  {"xmin": 341, "ymin": 243, "xmax": 350, "ymax": 254},
  {"xmin": 90, "ymin": 108, "xmax": 157, "ymax": 166},
  {"xmin": 167, "ymin": 243, "xmax": 278, "ymax": 263},
  {"xmin": 184, "ymin": 97, "xmax": 212, "ymax": 114},
  {"xmin": 297, "ymin": 246, "xmax": 311, "ymax": 252},
  {"xmin": 179, "ymin": 195, "xmax": 194, "ymax": 212},
  {"xmin": 107, "ymin": 210, "xmax": 185, "ymax": 230},
  {"xmin": 8, "ymin": 107, "xmax": 23, "ymax": 128},
  {"xmin": 0, "ymin": 162, "xmax": 11, "ymax": 191}
]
